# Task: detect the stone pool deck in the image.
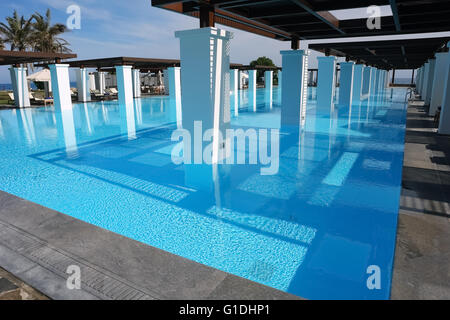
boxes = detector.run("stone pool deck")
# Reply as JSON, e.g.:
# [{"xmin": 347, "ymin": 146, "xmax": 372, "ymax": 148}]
[
  {"xmin": 0, "ymin": 190, "xmax": 298, "ymax": 300},
  {"xmin": 391, "ymin": 102, "xmax": 450, "ymax": 299}
]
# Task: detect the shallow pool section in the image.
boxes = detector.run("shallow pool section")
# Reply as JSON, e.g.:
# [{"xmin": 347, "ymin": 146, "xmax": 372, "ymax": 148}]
[{"xmin": 0, "ymin": 87, "xmax": 407, "ymax": 299}]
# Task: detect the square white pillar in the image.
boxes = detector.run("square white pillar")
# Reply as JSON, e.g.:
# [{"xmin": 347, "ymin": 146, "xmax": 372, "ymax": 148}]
[
  {"xmin": 264, "ymin": 70, "xmax": 273, "ymax": 110},
  {"xmin": 421, "ymin": 62, "xmax": 430, "ymax": 99},
  {"xmin": 175, "ymin": 27, "xmax": 232, "ymax": 167},
  {"xmin": 430, "ymin": 52, "xmax": 449, "ymax": 115},
  {"xmin": 317, "ymin": 56, "xmax": 336, "ymax": 109},
  {"xmin": 248, "ymin": 69, "xmax": 257, "ymax": 111},
  {"xmin": 49, "ymin": 64, "xmax": 72, "ymax": 111},
  {"xmin": 9, "ymin": 66, "xmax": 30, "ymax": 108},
  {"xmin": 115, "ymin": 65, "xmax": 134, "ymax": 106},
  {"xmin": 230, "ymin": 69, "xmax": 238, "ymax": 94},
  {"xmin": 280, "ymin": 50, "xmax": 308, "ymax": 128},
  {"xmin": 425, "ymin": 58, "xmax": 436, "ymax": 105},
  {"xmin": 352, "ymin": 64, "xmax": 364, "ymax": 103},
  {"xmin": 362, "ymin": 66, "xmax": 372, "ymax": 97},
  {"xmin": 168, "ymin": 67, "xmax": 182, "ymax": 127},
  {"xmin": 132, "ymin": 69, "xmax": 141, "ymax": 98},
  {"xmin": 438, "ymin": 42, "xmax": 450, "ymax": 134},
  {"xmin": 163, "ymin": 69, "xmax": 170, "ymax": 95},
  {"xmin": 76, "ymin": 68, "xmax": 91, "ymax": 102},
  {"xmin": 94, "ymin": 71, "xmax": 106, "ymax": 95},
  {"xmin": 338, "ymin": 62, "xmax": 354, "ymax": 107}
]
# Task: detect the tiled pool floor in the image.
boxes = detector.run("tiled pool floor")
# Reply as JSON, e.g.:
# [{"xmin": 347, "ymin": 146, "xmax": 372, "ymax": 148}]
[{"xmin": 0, "ymin": 87, "xmax": 407, "ymax": 299}]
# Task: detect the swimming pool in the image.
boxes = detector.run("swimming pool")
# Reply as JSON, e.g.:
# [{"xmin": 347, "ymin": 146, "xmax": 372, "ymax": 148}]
[{"xmin": 0, "ymin": 86, "xmax": 407, "ymax": 299}]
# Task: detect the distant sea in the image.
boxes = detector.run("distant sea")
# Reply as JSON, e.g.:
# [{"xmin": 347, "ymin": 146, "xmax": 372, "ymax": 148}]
[{"xmin": 0, "ymin": 82, "xmax": 77, "ymax": 90}]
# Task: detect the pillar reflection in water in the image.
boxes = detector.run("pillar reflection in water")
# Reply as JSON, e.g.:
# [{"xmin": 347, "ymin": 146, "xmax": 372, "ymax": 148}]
[
  {"xmin": 81, "ymin": 103, "xmax": 93, "ymax": 135},
  {"xmin": 54, "ymin": 104, "xmax": 78, "ymax": 158},
  {"xmin": 16, "ymin": 108, "xmax": 36, "ymax": 146},
  {"xmin": 134, "ymin": 98, "xmax": 143, "ymax": 126},
  {"xmin": 120, "ymin": 101, "xmax": 136, "ymax": 140}
]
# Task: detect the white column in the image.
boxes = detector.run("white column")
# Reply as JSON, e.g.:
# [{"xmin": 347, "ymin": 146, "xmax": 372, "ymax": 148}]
[
  {"xmin": 277, "ymin": 70, "xmax": 282, "ymax": 104},
  {"xmin": 280, "ymin": 50, "xmax": 308, "ymax": 128},
  {"xmin": 352, "ymin": 64, "xmax": 364, "ymax": 104},
  {"xmin": 9, "ymin": 66, "xmax": 30, "ymax": 108},
  {"xmin": 49, "ymin": 64, "xmax": 72, "ymax": 110},
  {"xmin": 175, "ymin": 27, "xmax": 232, "ymax": 183},
  {"xmin": 317, "ymin": 56, "xmax": 336, "ymax": 109},
  {"xmin": 425, "ymin": 58, "xmax": 436, "ymax": 105},
  {"xmin": 248, "ymin": 69, "xmax": 257, "ymax": 111},
  {"xmin": 167, "ymin": 67, "xmax": 181, "ymax": 99},
  {"xmin": 88, "ymin": 73, "xmax": 96, "ymax": 91},
  {"xmin": 421, "ymin": 62, "xmax": 430, "ymax": 99},
  {"xmin": 430, "ymin": 52, "xmax": 449, "ymax": 115},
  {"xmin": 95, "ymin": 71, "xmax": 106, "ymax": 95},
  {"xmin": 264, "ymin": 70, "xmax": 273, "ymax": 110},
  {"xmin": 163, "ymin": 69, "xmax": 170, "ymax": 95},
  {"xmin": 168, "ymin": 67, "xmax": 182, "ymax": 128},
  {"xmin": 338, "ymin": 62, "xmax": 354, "ymax": 106},
  {"xmin": 362, "ymin": 66, "xmax": 372, "ymax": 98},
  {"xmin": 115, "ymin": 65, "xmax": 134, "ymax": 106},
  {"xmin": 76, "ymin": 68, "xmax": 91, "ymax": 102},
  {"xmin": 132, "ymin": 69, "xmax": 141, "ymax": 98},
  {"xmin": 230, "ymin": 68, "xmax": 238, "ymax": 94},
  {"xmin": 438, "ymin": 42, "xmax": 450, "ymax": 134}
]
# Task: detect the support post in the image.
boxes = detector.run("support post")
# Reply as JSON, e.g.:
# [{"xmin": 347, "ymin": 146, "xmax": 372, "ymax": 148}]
[
  {"xmin": 115, "ymin": 65, "xmax": 134, "ymax": 106},
  {"xmin": 230, "ymin": 68, "xmax": 239, "ymax": 116},
  {"xmin": 280, "ymin": 49, "xmax": 308, "ymax": 129},
  {"xmin": 132, "ymin": 69, "xmax": 141, "ymax": 98},
  {"xmin": 362, "ymin": 66, "xmax": 372, "ymax": 98},
  {"xmin": 338, "ymin": 62, "xmax": 354, "ymax": 106},
  {"xmin": 317, "ymin": 56, "xmax": 336, "ymax": 109},
  {"xmin": 9, "ymin": 66, "xmax": 30, "ymax": 108},
  {"xmin": 425, "ymin": 58, "xmax": 436, "ymax": 105},
  {"xmin": 352, "ymin": 64, "xmax": 364, "ymax": 104},
  {"xmin": 175, "ymin": 27, "xmax": 232, "ymax": 187},
  {"xmin": 248, "ymin": 69, "xmax": 257, "ymax": 111},
  {"xmin": 430, "ymin": 52, "xmax": 449, "ymax": 115},
  {"xmin": 76, "ymin": 68, "xmax": 91, "ymax": 102},
  {"xmin": 421, "ymin": 62, "xmax": 430, "ymax": 99},
  {"xmin": 438, "ymin": 43, "xmax": 450, "ymax": 135},
  {"xmin": 49, "ymin": 64, "xmax": 72, "ymax": 110},
  {"xmin": 264, "ymin": 70, "xmax": 273, "ymax": 110}
]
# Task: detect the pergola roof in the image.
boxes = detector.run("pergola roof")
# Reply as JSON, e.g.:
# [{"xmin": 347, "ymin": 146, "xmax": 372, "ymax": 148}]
[
  {"xmin": 231, "ymin": 65, "xmax": 281, "ymax": 71},
  {"xmin": 0, "ymin": 50, "xmax": 76, "ymax": 66},
  {"xmin": 65, "ymin": 56, "xmax": 244, "ymax": 71},
  {"xmin": 67, "ymin": 57, "xmax": 181, "ymax": 69},
  {"xmin": 309, "ymin": 37, "xmax": 450, "ymax": 69},
  {"xmin": 151, "ymin": 0, "xmax": 450, "ymax": 41}
]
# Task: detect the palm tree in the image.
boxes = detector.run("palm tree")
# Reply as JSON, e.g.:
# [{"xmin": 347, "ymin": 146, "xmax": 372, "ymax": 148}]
[
  {"xmin": 31, "ymin": 9, "xmax": 71, "ymax": 53},
  {"xmin": 0, "ymin": 10, "xmax": 33, "ymax": 51}
]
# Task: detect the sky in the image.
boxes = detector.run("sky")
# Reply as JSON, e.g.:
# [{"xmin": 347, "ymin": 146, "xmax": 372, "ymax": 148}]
[{"xmin": 0, "ymin": 0, "xmax": 449, "ymax": 83}]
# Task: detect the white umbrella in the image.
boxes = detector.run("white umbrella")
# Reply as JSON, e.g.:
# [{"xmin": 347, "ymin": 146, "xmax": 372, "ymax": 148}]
[
  {"xmin": 27, "ymin": 69, "xmax": 52, "ymax": 97},
  {"xmin": 27, "ymin": 69, "xmax": 51, "ymax": 82}
]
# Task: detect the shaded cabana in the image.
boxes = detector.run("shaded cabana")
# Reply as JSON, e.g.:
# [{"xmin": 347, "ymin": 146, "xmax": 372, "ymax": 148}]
[
  {"xmin": 63, "ymin": 56, "xmax": 245, "ymax": 103},
  {"xmin": 0, "ymin": 50, "xmax": 76, "ymax": 108}
]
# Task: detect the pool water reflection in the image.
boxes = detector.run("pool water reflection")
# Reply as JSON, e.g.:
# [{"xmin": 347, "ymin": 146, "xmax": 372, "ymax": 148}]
[{"xmin": 0, "ymin": 86, "xmax": 407, "ymax": 299}]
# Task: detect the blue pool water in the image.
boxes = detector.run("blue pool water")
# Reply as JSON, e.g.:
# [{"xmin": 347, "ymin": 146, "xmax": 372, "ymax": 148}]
[{"xmin": 0, "ymin": 86, "xmax": 407, "ymax": 299}]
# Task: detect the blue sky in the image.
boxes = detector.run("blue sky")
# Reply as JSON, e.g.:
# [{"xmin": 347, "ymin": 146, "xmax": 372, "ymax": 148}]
[
  {"xmin": 1, "ymin": 1, "xmax": 448, "ymax": 82},
  {"xmin": 1, "ymin": 0, "xmax": 294, "ymax": 82}
]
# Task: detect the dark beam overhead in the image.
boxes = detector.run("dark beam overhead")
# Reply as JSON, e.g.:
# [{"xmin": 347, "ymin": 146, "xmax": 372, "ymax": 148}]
[
  {"xmin": 0, "ymin": 50, "xmax": 76, "ymax": 66},
  {"xmin": 151, "ymin": 0, "xmax": 450, "ymax": 40},
  {"xmin": 309, "ymin": 37, "xmax": 450, "ymax": 70}
]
